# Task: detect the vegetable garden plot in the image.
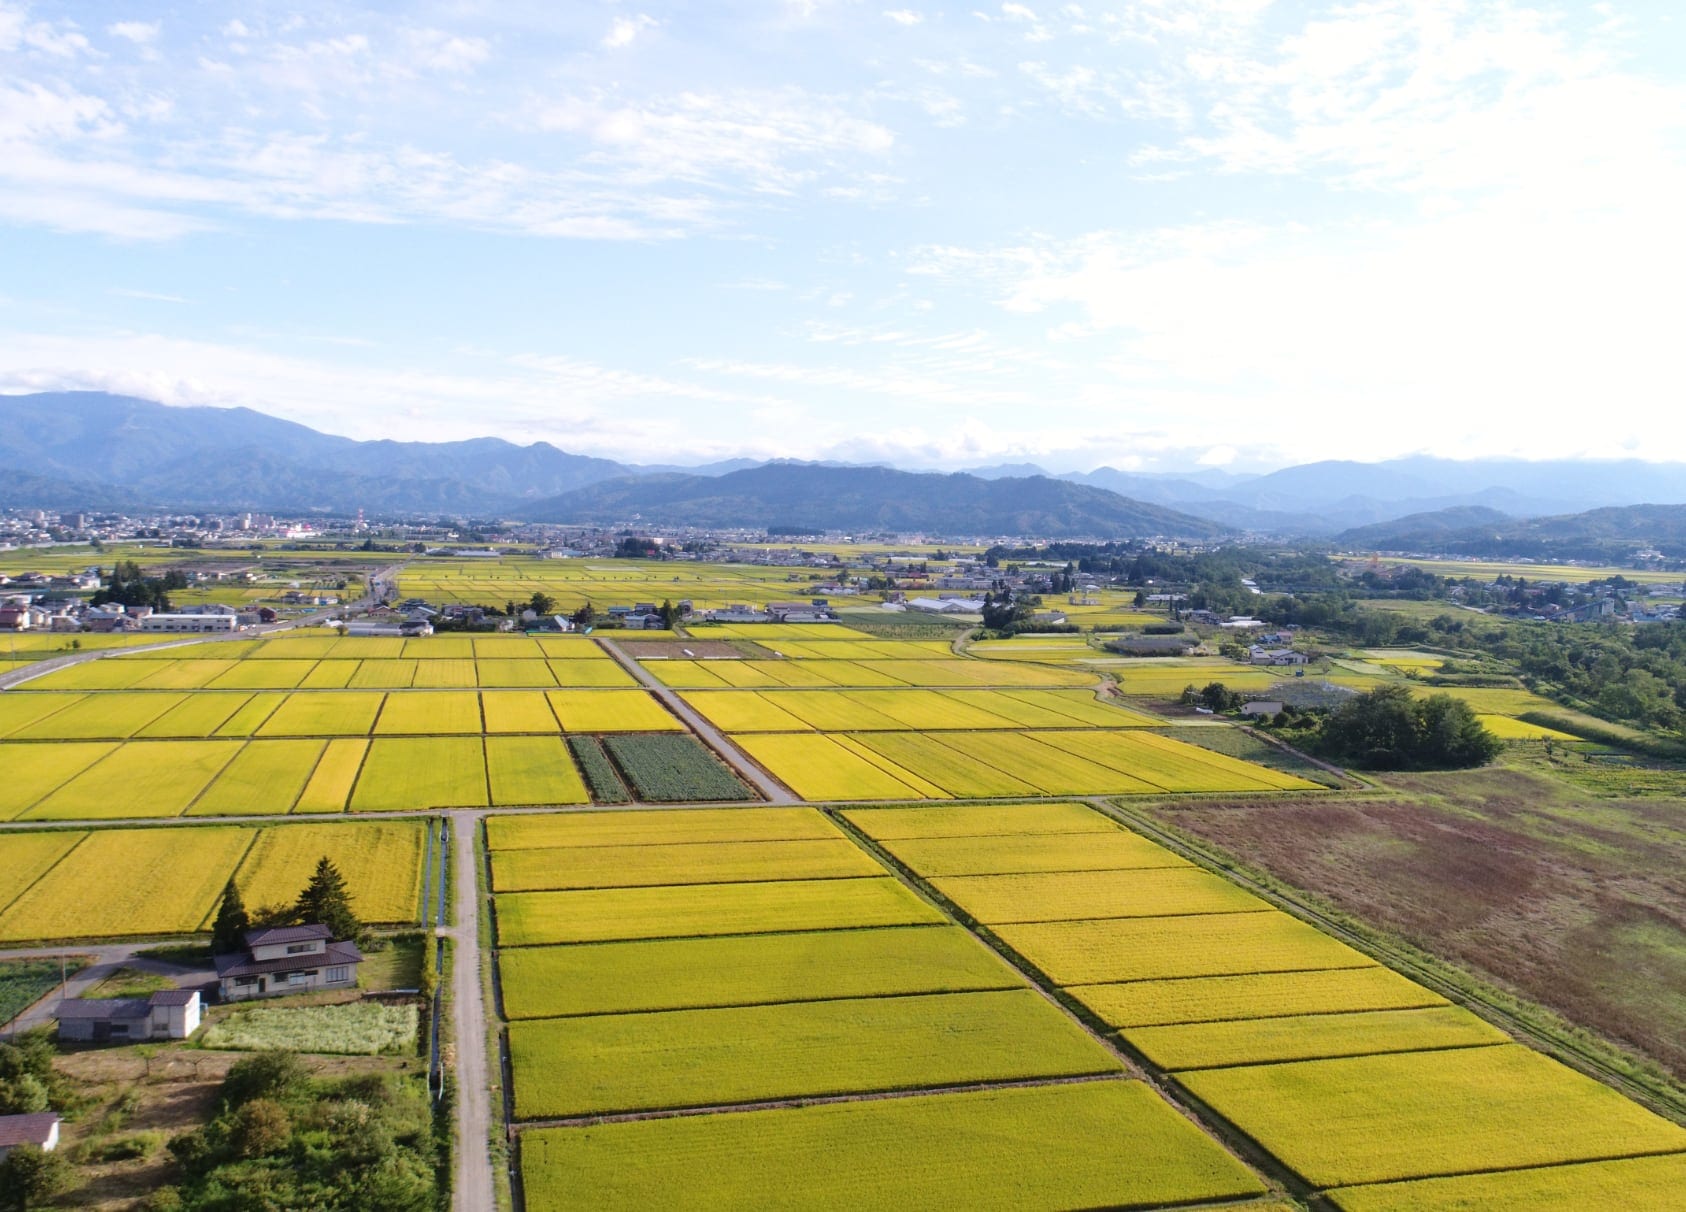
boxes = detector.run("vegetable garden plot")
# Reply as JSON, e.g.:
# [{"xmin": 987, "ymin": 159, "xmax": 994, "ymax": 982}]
[
  {"xmin": 231, "ymin": 820, "xmax": 427, "ymax": 923},
  {"xmin": 1327, "ymin": 1153, "xmax": 1686, "ymax": 1212},
  {"xmin": 733, "ymin": 733, "xmax": 937, "ymax": 801},
  {"xmin": 565, "ymin": 738, "xmax": 630, "ymax": 803},
  {"xmin": 933, "ymin": 868, "xmax": 1269, "ymax": 924},
  {"xmin": 374, "ymin": 690, "xmax": 483, "ymax": 735},
  {"xmin": 487, "ymin": 806, "xmax": 844, "ymax": 850},
  {"xmin": 349, "ymin": 737, "xmax": 488, "ymax": 811},
  {"xmin": 849, "ymin": 733, "xmax": 1039, "ymax": 798},
  {"xmin": 1127, "ymin": 1006, "xmax": 1508, "ymax": 1071},
  {"xmin": 188, "ymin": 739, "xmax": 325, "ymax": 815},
  {"xmin": 547, "ymin": 690, "xmax": 681, "ymax": 732},
  {"xmin": 994, "ymin": 912, "xmax": 1373, "ymax": 985},
  {"xmin": 0, "ymin": 743, "xmax": 118, "ymax": 819},
  {"xmin": 496, "ymin": 877, "xmax": 943, "ymax": 946},
  {"xmin": 480, "ymin": 691, "xmax": 561, "ymax": 734},
  {"xmin": 1069, "ymin": 967, "xmax": 1447, "ymax": 1029},
  {"xmin": 0, "ymin": 825, "xmax": 252, "ymax": 942},
  {"xmin": 507, "ymin": 988, "xmax": 1122, "ymax": 1118},
  {"xmin": 545, "ymin": 659, "xmax": 637, "ymax": 688},
  {"xmin": 601, "ymin": 735, "xmax": 752, "ymax": 801},
  {"xmin": 485, "ymin": 736, "xmax": 591, "ymax": 806},
  {"xmin": 256, "ymin": 691, "xmax": 385, "ymax": 737},
  {"xmin": 474, "ymin": 659, "xmax": 558, "ymax": 688},
  {"xmin": 874, "ymin": 830, "xmax": 1190, "ymax": 877},
  {"xmin": 1180, "ymin": 1045, "xmax": 1686, "ymax": 1189},
  {"xmin": 500, "ymin": 926, "xmax": 1021, "ymax": 1018},
  {"xmin": 842, "ymin": 801, "xmax": 1117, "ymax": 839},
  {"xmin": 23, "ymin": 740, "xmax": 245, "ymax": 820},
  {"xmin": 491, "ymin": 837, "xmax": 881, "ymax": 892},
  {"xmin": 292, "ymin": 738, "xmax": 368, "ymax": 814},
  {"xmin": 11, "ymin": 692, "xmax": 185, "ymax": 740},
  {"xmin": 520, "ymin": 1080, "xmax": 1267, "ymax": 1212},
  {"xmin": 0, "ymin": 831, "xmax": 85, "ymax": 912}
]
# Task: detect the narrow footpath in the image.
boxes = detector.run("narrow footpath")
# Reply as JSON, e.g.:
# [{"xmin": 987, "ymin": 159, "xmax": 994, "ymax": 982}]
[{"xmin": 446, "ymin": 810, "xmax": 494, "ymax": 1212}]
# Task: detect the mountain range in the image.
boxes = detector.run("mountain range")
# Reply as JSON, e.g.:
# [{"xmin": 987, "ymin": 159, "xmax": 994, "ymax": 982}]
[{"xmin": 3, "ymin": 392, "xmax": 1685, "ymax": 544}]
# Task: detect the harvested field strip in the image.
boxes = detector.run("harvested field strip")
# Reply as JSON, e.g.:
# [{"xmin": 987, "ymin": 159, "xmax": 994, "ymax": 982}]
[
  {"xmin": 842, "ymin": 801, "xmax": 1116, "ymax": 839},
  {"xmin": 476, "ymin": 659, "xmax": 558, "ymax": 688},
  {"xmin": 0, "ymin": 693, "xmax": 86, "ymax": 736},
  {"xmin": 1180, "ymin": 1044, "xmax": 1686, "ymax": 1189},
  {"xmin": 933, "ymin": 868, "xmax": 1268, "ymax": 924},
  {"xmin": 24, "ymin": 740, "xmax": 245, "ymax": 820},
  {"xmin": 374, "ymin": 690, "xmax": 483, "ymax": 735},
  {"xmin": 874, "ymin": 830, "xmax": 1190, "ymax": 877},
  {"xmin": 850, "ymin": 733, "xmax": 1039, "ymax": 798},
  {"xmin": 497, "ymin": 877, "xmax": 944, "ymax": 946},
  {"xmin": 133, "ymin": 659, "xmax": 239, "ymax": 689},
  {"xmin": 499, "ymin": 926, "xmax": 1021, "ymax": 1018},
  {"xmin": 293, "ymin": 739, "xmax": 367, "ymax": 813},
  {"xmin": 410, "ymin": 659, "xmax": 479, "ymax": 688},
  {"xmin": 135, "ymin": 694, "xmax": 252, "ymax": 738},
  {"xmin": 995, "ymin": 912, "xmax": 1372, "ymax": 985},
  {"xmin": 347, "ymin": 659, "xmax": 418, "ymax": 689},
  {"xmin": 207, "ymin": 659, "xmax": 319, "ymax": 690},
  {"xmin": 189, "ymin": 739, "xmax": 325, "ymax": 816},
  {"xmin": 12, "ymin": 692, "xmax": 185, "ymax": 739},
  {"xmin": 733, "ymin": 733, "xmax": 935, "ymax": 802},
  {"xmin": 828, "ymin": 736, "xmax": 953, "ymax": 799},
  {"xmin": 1069, "ymin": 967, "xmax": 1447, "ymax": 1029},
  {"xmin": 487, "ymin": 807, "xmax": 843, "ymax": 850},
  {"xmin": 547, "ymin": 690, "xmax": 681, "ymax": 732},
  {"xmin": 935, "ymin": 732, "xmax": 1166, "ymax": 795},
  {"xmin": 566, "ymin": 737, "xmax": 629, "ymax": 803},
  {"xmin": 491, "ymin": 837, "xmax": 881, "ymax": 892},
  {"xmin": 211, "ymin": 693, "xmax": 287, "ymax": 736},
  {"xmin": 299, "ymin": 660, "xmax": 359, "ymax": 689},
  {"xmin": 679, "ymin": 692, "xmax": 815, "ymax": 732},
  {"xmin": 602, "ymin": 735, "xmax": 752, "ymax": 802},
  {"xmin": 0, "ymin": 743, "xmax": 118, "ymax": 819},
  {"xmin": 546, "ymin": 659, "xmax": 636, "ymax": 687},
  {"xmin": 506, "ymin": 988, "xmax": 1123, "ymax": 1119},
  {"xmin": 484, "ymin": 736, "xmax": 590, "ymax": 807},
  {"xmin": 0, "ymin": 825, "xmax": 252, "ymax": 942},
  {"xmin": 1327, "ymin": 1153, "xmax": 1686, "ymax": 1211},
  {"xmin": 349, "ymin": 737, "xmax": 488, "ymax": 811},
  {"xmin": 1129, "ymin": 1006, "xmax": 1508, "ymax": 1071},
  {"xmin": 480, "ymin": 691, "xmax": 562, "ymax": 734},
  {"xmin": 519, "ymin": 1080, "xmax": 1267, "ymax": 1212},
  {"xmin": 0, "ymin": 831, "xmax": 85, "ymax": 914},
  {"xmin": 999, "ymin": 689, "xmax": 1162, "ymax": 727},
  {"xmin": 229, "ymin": 820, "xmax": 427, "ymax": 924},
  {"xmin": 257, "ymin": 692, "xmax": 385, "ymax": 737}
]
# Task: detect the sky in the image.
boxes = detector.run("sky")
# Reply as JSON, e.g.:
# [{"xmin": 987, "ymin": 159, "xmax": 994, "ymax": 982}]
[{"xmin": 2, "ymin": 0, "xmax": 1684, "ymax": 474}]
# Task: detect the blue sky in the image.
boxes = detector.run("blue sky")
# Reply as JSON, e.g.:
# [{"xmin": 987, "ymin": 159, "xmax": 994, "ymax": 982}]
[{"xmin": 2, "ymin": 0, "xmax": 1683, "ymax": 472}]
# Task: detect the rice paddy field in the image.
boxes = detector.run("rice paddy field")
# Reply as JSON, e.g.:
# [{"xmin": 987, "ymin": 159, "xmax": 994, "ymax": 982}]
[{"xmin": 0, "ymin": 818, "xmax": 427, "ymax": 942}]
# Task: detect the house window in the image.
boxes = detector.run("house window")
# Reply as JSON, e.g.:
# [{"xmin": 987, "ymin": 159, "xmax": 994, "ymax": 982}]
[
  {"xmin": 327, "ymin": 966, "xmax": 349, "ymax": 983},
  {"xmin": 285, "ymin": 943, "xmax": 315, "ymax": 955},
  {"xmin": 235, "ymin": 976, "xmax": 257, "ymax": 987}
]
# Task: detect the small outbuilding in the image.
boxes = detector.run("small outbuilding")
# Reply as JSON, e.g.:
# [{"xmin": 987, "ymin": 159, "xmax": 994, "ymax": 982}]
[
  {"xmin": 56, "ymin": 989, "xmax": 201, "ymax": 1044},
  {"xmin": 0, "ymin": 1112, "xmax": 60, "ymax": 1160}
]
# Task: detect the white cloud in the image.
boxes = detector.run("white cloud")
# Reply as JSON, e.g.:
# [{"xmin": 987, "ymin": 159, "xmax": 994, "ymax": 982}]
[
  {"xmin": 107, "ymin": 21, "xmax": 160, "ymax": 45},
  {"xmin": 108, "ymin": 287, "xmax": 188, "ymax": 303},
  {"xmin": 884, "ymin": 10, "xmax": 923, "ymax": 25},
  {"xmin": 602, "ymin": 14, "xmax": 659, "ymax": 49}
]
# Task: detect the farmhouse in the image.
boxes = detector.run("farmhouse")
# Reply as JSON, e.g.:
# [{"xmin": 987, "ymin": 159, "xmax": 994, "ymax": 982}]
[
  {"xmin": 1249, "ymin": 646, "xmax": 1310, "ymax": 666},
  {"xmin": 0, "ymin": 1113, "xmax": 59, "ymax": 1161},
  {"xmin": 56, "ymin": 989, "xmax": 202, "ymax": 1043},
  {"xmin": 214, "ymin": 924, "xmax": 363, "ymax": 1002}
]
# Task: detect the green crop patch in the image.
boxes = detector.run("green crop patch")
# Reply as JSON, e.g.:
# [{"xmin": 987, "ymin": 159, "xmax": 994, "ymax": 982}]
[
  {"xmin": 496, "ymin": 877, "xmax": 944, "ymax": 946},
  {"xmin": 1179, "ymin": 1044, "xmax": 1686, "ymax": 1188},
  {"xmin": 842, "ymin": 801, "xmax": 1117, "ymax": 839},
  {"xmin": 490, "ymin": 837, "xmax": 882, "ymax": 891},
  {"xmin": 994, "ymin": 911, "xmax": 1373, "ymax": 985},
  {"xmin": 499, "ymin": 926, "xmax": 1020, "ymax": 1018},
  {"xmin": 520, "ymin": 1080, "xmax": 1266, "ymax": 1211},
  {"xmin": 1127, "ymin": 1006, "xmax": 1508, "ymax": 1071},
  {"xmin": 1069, "ymin": 967, "xmax": 1447, "ymax": 1029},
  {"xmin": 1328, "ymin": 1154, "xmax": 1686, "ymax": 1212},
  {"xmin": 932, "ymin": 867, "xmax": 1268, "ymax": 924},
  {"xmin": 566, "ymin": 737, "xmax": 629, "ymax": 803},
  {"xmin": 875, "ymin": 830, "xmax": 1189, "ymax": 877},
  {"xmin": 507, "ymin": 988, "xmax": 1123, "ymax": 1118},
  {"xmin": 487, "ymin": 806, "xmax": 843, "ymax": 850},
  {"xmin": 601, "ymin": 734, "xmax": 753, "ymax": 801}
]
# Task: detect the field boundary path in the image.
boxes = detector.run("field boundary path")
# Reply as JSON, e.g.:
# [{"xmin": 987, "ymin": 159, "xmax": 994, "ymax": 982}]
[
  {"xmin": 597, "ymin": 638, "xmax": 799, "ymax": 804},
  {"xmin": 446, "ymin": 809, "xmax": 494, "ymax": 1212}
]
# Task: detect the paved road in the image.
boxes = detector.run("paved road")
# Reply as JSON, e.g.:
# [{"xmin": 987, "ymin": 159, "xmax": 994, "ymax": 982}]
[
  {"xmin": 598, "ymin": 638, "xmax": 798, "ymax": 804},
  {"xmin": 0, "ymin": 941, "xmax": 210, "ymax": 1036},
  {"xmin": 447, "ymin": 810, "xmax": 495, "ymax": 1212}
]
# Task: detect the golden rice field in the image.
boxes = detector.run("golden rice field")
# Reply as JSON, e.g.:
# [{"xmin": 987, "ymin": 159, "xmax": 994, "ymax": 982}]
[
  {"xmin": 733, "ymin": 733, "xmax": 942, "ymax": 801},
  {"xmin": 230, "ymin": 820, "xmax": 427, "ymax": 922},
  {"xmin": 867, "ymin": 830, "xmax": 1192, "ymax": 877},
  {"xmin": 485, "ymin": 736, "xmax": 591, "ymax": 807},
  {"xmin": 1476, "ymin": 714, "xmax": 1579, "ymax": 740},
  {"xmin": 490, "ymin": 837, "xmax": 883, "ymax": 892},
  {"xmin": 1068, "ymin": 966, "xmax": 1449, "ymax": 1029},
  {"xmin": 348, "ymin": 737, "xmax": 489, "ymax": 811},
  {"xmin": 681, "ymin": 688, "xmax": 1158, "ymax": 733},
  {"xmin": 23, "ymin": 740, "xmax": 244, "ymax": 820},
  {"xmin": 1327, "ymin": 1153, "xmax": 1686, "ymax": 1211},
  {"xmin": 292, "ymin": 738, "xmax": 369, "ymax": 813},
  {"xmin": 930, "ymin": 867, "xmax": 1268, "ymax": 923},
  {"xmin": 647, "ymin": 658, "xmax": 1092, "ymax": 690},
  {"xmin": 546, "ymin": 690, "xmax": 681, "ymax": 732},
  {"xmin": 1125, "ymin": 1005, "xmax": 1508, "ymax": 1071},
  {"xmin": 841, "ymin": 801, "xmax": 1120, "ymax": 839},
  {"xmin": 186, "ymin": 739, "xmax": 325, "ymax": 816},
  {"xmin": 1179, "ymin": 1045, "xmax": 1686, "ymax": 1188},
  {"xmin": 486, "ymin": 806, "xmax": 844, "ymax": 850}
]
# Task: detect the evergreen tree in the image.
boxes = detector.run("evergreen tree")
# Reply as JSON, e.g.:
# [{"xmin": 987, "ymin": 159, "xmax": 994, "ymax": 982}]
[
  {"xmin": 210, "ymin": 880, "xmax": 251, "ymax": 954},
  {"xmin": 293, "ymin": 856, "xmax": 363, "ymax": 944}
]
